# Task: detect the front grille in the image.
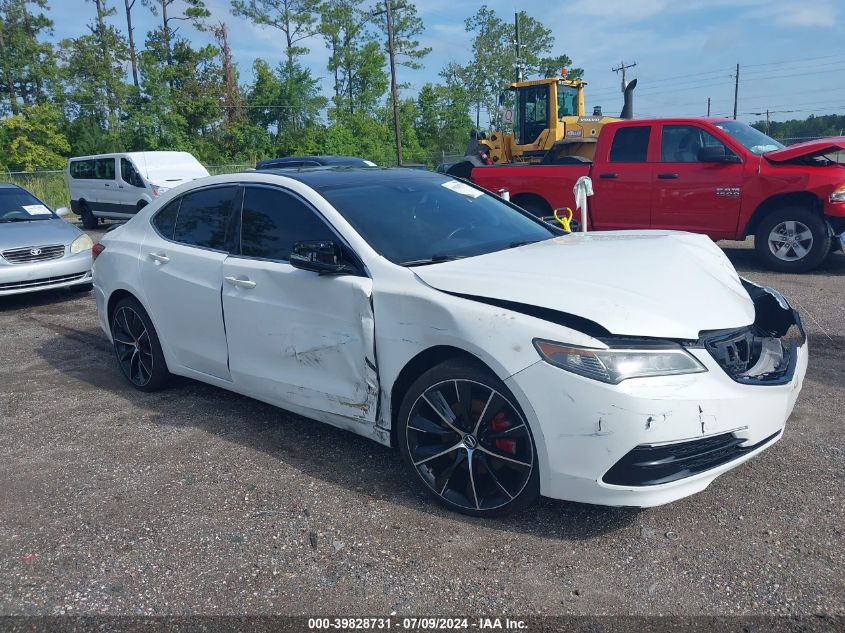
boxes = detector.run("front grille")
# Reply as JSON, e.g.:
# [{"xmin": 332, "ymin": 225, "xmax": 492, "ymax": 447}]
[
  {"xmin": 0, "ymin": 272, "xmax": 87, "ymax": 291},
  {"xmin": 2, "ymin": 244, "xmax": 65, "ymax": 264},
  {"xmin": 602, "ymin": 431, "xmax": 781, "ymax": 486}
]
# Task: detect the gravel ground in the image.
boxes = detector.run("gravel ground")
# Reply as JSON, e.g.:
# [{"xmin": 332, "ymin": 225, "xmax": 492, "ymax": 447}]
[{"xmin": 0, "ymin": 229, "xmax": 843, "ymax": 617}]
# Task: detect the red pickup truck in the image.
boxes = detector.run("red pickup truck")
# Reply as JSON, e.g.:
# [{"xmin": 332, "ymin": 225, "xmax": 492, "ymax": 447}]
[{"xmin": 468, "ymin": 117, "xmax": 845, "ymax": 272}]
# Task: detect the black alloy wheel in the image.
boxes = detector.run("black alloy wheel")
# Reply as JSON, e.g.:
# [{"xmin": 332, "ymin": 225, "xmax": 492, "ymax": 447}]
[
  {"xmin": 110, "ymin": 297, "xmax": 170, "ymax": 391},
  {"xmin": 398, "ymin": 361, "xmax": 539, "ymax": 516}
]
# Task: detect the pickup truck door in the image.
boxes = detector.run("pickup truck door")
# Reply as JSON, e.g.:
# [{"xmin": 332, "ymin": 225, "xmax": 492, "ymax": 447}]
[
  {"xmin": 589, "ymin": 124, "xmax": 654, "ymax": 229},
  {"xmin": 651, "ymin": 124, "xmax": 744, "ymax": 238}
]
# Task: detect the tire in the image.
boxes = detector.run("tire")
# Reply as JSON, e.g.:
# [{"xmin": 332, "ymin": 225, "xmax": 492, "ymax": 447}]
[
  {"xmin": 70, "ymin": 283, "xmax": 93, "ymax": 293},
  {"xmin": 78, "ymin": 201, "xmax": 98, "ymax": 229},
  {"xmin": 754, "ymin": 206, "xmax": 831, "ymax": 273},
  {"xmin": 397, "ymin": 359, "xmax": 540, "ymax": 517},
  {"xmin": 110, "ymin": 296, "xmax": 170, "ymax": 392}
]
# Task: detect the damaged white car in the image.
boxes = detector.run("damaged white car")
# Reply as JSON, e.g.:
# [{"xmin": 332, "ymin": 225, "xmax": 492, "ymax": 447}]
[{"xmin": 92, "ymin": 168, "xmax": 807, "ymax": 516}]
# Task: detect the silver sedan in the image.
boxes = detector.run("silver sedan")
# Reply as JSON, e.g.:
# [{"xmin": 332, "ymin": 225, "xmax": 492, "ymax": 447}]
[{"xmin": 0, "ymin": 183, "xmax": 93, "ymax": 296}]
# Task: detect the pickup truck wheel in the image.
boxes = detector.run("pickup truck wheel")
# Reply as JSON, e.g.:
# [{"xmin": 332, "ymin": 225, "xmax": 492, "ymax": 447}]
[
  {"xmin": 754, "ymin": 206, "xmax": 831, "ymax": 273},
  {"xmin": 514, "ymin": 198, "xmax": 550, "ymax": 219},
  {"xmin": 78, "ymin": 201, "xmax": 98, "ymax": 229}
]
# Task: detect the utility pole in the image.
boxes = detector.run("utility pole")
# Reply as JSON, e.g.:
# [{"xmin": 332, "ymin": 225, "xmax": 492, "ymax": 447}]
[
  {"xmin": 707, "ymin": 97, "xmax": 711, "ymax": 117},
  {"xmin": 514, "ymin": 11, "xmax": 523, "ymax": 82},
  {"xmin": 385, "ymin": 0, "xmax": 403, "ymax": 166},
  {"xmin": 766, "ymin": 109, "xmax": 770, "ymax": 134},
  {"xmin": 612, "ymin": 60, "xmax": 637, "ymax": 92},
  {"xmin": 733, "ymin": 63, "xmax": 739, "ymax": 120}
]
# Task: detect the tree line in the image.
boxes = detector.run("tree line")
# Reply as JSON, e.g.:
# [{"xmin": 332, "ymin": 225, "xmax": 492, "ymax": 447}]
[{"xmin": 0, "ymin": 0, "xmax": 580, "ymax": 172}]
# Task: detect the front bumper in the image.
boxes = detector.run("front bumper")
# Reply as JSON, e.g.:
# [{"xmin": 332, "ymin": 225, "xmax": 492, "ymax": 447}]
[
  {"xmin": 0, "ymin": 250, "xmax": 92, "ymax": 296},
  {"xmin": 506, "ymin": 339, "xmax": 807, "ymax": 507}
]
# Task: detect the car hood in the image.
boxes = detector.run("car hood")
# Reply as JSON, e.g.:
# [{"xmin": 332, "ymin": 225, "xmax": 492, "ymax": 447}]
[
  {"xmin": 411, "ymin": 231, "xmax": 754, "ymax": 340},
  {"xmin": 764, "ymin": 136, "xmax": 845, "ymax": 163},
  {"xmin": 0, "ymin": 218, "xmax": 83, "ymax": 252}
]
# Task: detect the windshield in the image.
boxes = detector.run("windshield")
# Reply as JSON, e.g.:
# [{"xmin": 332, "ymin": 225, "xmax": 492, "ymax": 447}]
[
  {"xmin": 713, "ymin": 121, "xmax": 784, "ymax": 155},
  {"xmin": 557, "ymin": 85, "xmax": 579, "ymax": 118},
  {"xmin": 0, "ymin": 188, "xmax": 56, "ymax": 222},
  {"xmin": 315, "ymin": 173, "xmax": 558, "ymax": 266}
]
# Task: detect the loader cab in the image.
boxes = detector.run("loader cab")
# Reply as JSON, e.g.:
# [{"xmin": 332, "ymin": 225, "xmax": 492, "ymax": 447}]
[{"xmin": 511, "ymin": 78, "xmax": 587, "ymax": 148}]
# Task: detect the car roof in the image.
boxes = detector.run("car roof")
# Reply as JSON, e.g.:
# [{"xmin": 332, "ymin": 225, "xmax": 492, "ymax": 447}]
[
  {"xmin": 258, "ymin": 155, "xmax": 371, "ymax": 166},
  {"xmin": 263, "ymin": 166, "xmax": 445, "ymax": 191},
  {"xmin": 0, "ymin": 182, "xmax": 24, "ymax": 190}
]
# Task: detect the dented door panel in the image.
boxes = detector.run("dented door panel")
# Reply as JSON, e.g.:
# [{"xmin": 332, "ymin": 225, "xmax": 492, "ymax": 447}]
[{"xmin": 221, "ymin": 256, "xmax": 378, "ymax": 423}]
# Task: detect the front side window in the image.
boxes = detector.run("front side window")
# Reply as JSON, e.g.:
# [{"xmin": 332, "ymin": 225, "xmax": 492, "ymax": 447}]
[
  {"xmin": 661, "ymin": 125, "xmax": 736, "ymax": 162},
  {"xmin": 557, "ymin": 85, "xmax": 579, "ymax": 118},
  {"xmin": 239, "ymin": 186, "xmax": 334, "ymax": 261},
  {"xmin": 609, "ymin": 126, "xmax": 651, "ymax": 163},
  {"xmin": 95, "ymin": 158, "xmax": 116, "ymax": 180},
  {"xmin": 121, "ymin": 158, "xmax": 142, "ymax": 186},
  {"xmin": 172, "ymin": 186, "xmax": 238, "ymax": 250}
]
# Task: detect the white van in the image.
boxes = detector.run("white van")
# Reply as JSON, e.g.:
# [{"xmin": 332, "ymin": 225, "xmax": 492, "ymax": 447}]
[{"xmin": 67, "ymin": 151, "xmax": 210, "ymax": 228}]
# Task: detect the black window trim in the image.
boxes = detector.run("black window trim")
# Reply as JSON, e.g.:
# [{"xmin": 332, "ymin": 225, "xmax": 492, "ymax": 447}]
[
  {"xmin": 148, "ymin": 183, "xmax": 242, "ymax": 255},
  {"xmin": 231, "ymin": 182, "xmax": 369, "ymax": 277}
]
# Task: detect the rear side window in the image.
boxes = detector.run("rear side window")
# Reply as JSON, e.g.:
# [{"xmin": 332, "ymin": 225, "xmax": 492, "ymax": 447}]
[
  {"xmin": 240, "ymin": 186, "xmax": 334, "ymax": 261},
  {"xmin": 152, "ymin": 198, "xmax": 181, "ymax": 239},
  {"xmin": 94, "ymin": 158, "xmax": 116, "ymax": 180},
  {"xmin": 173, "ymin": 186, "xmax": 238, "ymax": 250},
  {"xmin": 69, "ymin": 160, "xmax": 95, "ymax": 179},
  {"xmin": 609, "ymin": 126, "xmax": 651, "ymax": 162}
]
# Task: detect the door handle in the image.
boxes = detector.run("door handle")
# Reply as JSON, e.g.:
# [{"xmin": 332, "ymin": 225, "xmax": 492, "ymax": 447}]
[
  {"xmin": 657, "ymin": 172, "xmax": 679, "ymax": 179},
  {"xmin": 224, "ymin": 275, "xmax": 257, "ymax": 289},
  {"xmin": 599, "ymin": 172, "xmax": 618, "ymax": 179},
  {"xmin": 149, "ymin": 252, "xmax": 169, "ymax": 264},
  {"xmin": 104, "ymin": 183, "xmax": 111, "ymax": 187}
]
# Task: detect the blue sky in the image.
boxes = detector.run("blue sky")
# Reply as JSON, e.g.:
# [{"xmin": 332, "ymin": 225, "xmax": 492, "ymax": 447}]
[{"xmin": 49, "ymin": 0, "xmax": 845, "ymax": 126}]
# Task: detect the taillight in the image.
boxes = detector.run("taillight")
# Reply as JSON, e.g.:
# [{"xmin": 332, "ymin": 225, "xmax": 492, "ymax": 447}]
[{"xmin": 92, "ymin": 243, "xmax": 105, "ymax": 263}]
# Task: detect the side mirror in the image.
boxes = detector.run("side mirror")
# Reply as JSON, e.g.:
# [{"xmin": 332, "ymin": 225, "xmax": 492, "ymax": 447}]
[
  {"xmin": 289, "ymin": 240, "xmax": 354, "ymax": 275},
  {"xmin": 55, "ymin": 207, "xmax": 70, "ymax": 217},
  {"xmin": 698, "ymin": 146, "xmax": 740, "ymax": 163}
]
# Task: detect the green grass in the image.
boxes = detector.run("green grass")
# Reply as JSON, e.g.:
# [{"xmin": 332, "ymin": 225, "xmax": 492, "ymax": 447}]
[{"xmin": 3, "ymin": 164, "xmax": 253, "ymax": 212}]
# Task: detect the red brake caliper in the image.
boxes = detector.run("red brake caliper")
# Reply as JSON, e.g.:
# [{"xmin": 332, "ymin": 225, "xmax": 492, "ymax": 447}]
[{"xmin": 490, "ymin": 411, "xmax": 517, "ymax": 455}]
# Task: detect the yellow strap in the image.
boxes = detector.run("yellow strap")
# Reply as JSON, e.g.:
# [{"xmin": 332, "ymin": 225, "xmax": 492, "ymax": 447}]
[{"xmin": 554, "ymin": 207, "xmax": 573, "ymax": 232}]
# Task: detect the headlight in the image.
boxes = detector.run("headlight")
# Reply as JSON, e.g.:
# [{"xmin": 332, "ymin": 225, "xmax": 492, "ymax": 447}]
[
  {"xmin": 533, "ymin": 338, "xmax": 706, "ymax": 384},
  {"xmin": 831, "ymin": 184, "xmax": 845, "ymax": 203},
  {"xmin": 70, "ymin": 233, "xmax": 94, "ymax": 254},
  {"xmin": 151, "ymin": 185, "xmax": 169, "ymax": 197}
]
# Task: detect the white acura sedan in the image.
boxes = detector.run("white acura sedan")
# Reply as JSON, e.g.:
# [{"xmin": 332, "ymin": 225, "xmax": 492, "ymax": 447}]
[{"xmin": 92, "ymin": 168, "xmax": 807, "ymax": 516}]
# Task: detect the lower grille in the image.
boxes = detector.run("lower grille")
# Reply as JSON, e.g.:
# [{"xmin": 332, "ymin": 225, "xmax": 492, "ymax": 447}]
[
  {"xmin": 602, "ymin": 430, "xmax": 781, "ymax": 486},
  {"xmin": 0, "ymin": 272, "xmax": 87, "ymax": 291},
  {"xmin": 2, "ymin": 244, "xmax": 65, "ymax": 264}
]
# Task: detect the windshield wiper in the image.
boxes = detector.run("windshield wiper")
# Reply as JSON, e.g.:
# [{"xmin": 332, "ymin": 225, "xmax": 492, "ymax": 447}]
[
  {"xmin": 400, "ymin": 254, "xmax": 467, "ymax": 267},
  {"xmin": 0, "ymin": 217, "xmax": 43, "ymax": 223}
]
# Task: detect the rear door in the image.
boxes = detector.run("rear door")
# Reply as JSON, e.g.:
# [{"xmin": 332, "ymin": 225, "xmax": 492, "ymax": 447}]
[
  {"xmin": 139, "ymin": 185, "xmax": 239, "ymax": 380},
  {"xmin": 590, "ymin": 125, "xmax": 654, "ymax": 229},
  {"xmin": 651, "ymin": 123, "xmax": 744, "ymax": 237},
  {"xmin": 221, "ymin": 184, "xmax": 378, "ymax": 421}
]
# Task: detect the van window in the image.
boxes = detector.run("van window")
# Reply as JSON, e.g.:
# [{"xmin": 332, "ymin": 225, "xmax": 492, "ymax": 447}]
[
  {"xmin": 239, "ymin": 186, "xmax": 334, "ymax": 261},
  {"xmin": 69, "ymin": 160, "xmax": 96, "ymax": 179},
  {"xmin": 121, "ymin": 158, "xmax": 142, "ymax": 186},
  {"xmin": 152, "ymin": 198, "xmax": 181, "ymax": 239},
  {"xmin": 94, "ymin": 158, "xmax": 116, "ymax": 180},
  {"xmin": 172, "ymin": 186, "xmax": 238, "ymax": 251},
  {"xmin": 609, "ymin": 126, "xmax": 651, "ymax": 163}
]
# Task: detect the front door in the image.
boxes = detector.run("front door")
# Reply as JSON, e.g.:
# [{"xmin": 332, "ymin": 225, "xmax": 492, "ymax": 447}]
[
  {"xmin": 221, "ymin": 185, "xmax": 378, "ymax": 421},
  {"xmin": 651, "ymin": 124, "xmax": 744, "ymax": 238},
  {"xmin": 139, "ymin": 185, "xmax": 239, "ymax": 380},
  {"xmin": 590, "ymin": 124, "xmax": 654, "ymax": 229}
]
